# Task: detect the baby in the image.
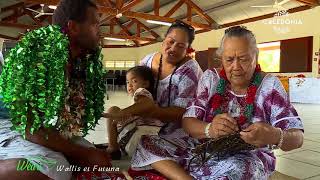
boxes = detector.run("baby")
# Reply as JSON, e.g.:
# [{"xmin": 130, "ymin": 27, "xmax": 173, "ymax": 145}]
[{"xmin": 104, "ymin": 66, "xmax": 163, "ymax": 159}]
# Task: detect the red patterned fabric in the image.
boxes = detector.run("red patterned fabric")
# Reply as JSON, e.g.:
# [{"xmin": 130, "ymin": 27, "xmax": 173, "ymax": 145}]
[
  {"xmin": 74, "ymin": 169, "xmax": 168, "ymax": 180},
  {"xmin": 128, "ymin": 168, "xmax": 167, "ymax": 180},
  {"xmin": 74, "ymin": 171, "xmax": 125, "ymax": 180}
]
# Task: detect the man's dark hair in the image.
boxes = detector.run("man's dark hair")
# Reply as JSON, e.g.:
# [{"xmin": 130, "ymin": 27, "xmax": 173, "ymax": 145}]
[
  {"xmin": 127, "ymin": 66, "xmax": 155, "ymax": 95},
  {"xmin": 53, "ymin": 0, "xmax": 97, "ymax": 28},
  {"xmin": 165, "ymin": 20, "xmax": 195, "ymax": 47}
]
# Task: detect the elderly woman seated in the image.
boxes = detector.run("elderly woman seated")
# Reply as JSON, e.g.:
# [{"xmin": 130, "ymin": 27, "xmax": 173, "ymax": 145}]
[{"xmin": 182, "ymin": 26, "xmax": 304, "ymax": 179}]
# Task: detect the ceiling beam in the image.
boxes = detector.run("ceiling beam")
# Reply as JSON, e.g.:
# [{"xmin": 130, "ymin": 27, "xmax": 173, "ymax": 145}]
[
  {"xmin": 0, "ymin": 21, "xmax": 39, "ymax": 29},
  {"xmin": 96, "ymin": 0, "xmax": 108, "ymax": 7},
  {"xmin": 121, "ymin": 10, "xmax": 211, "ymax": 29},
  {"xmin": 2, "ymin": 11, "xmax": 24, "ymax": 22},
  {"xmin": 295, "ymin": 0, "xmax": 319, "ymax": 6},
  {"xmin": 100, "ymin": 15, "xmax": 114, "ymax": 25},
  {"xmin": 0, "ymin": 34, "xmax": 18, "ymax": 40},
  {"xmin": 126, "ymin": 20, "xmax": 136, "ymax": 30},
  {"xmin": 116, "ymin": 0, "xmax": 124, "ymax": 10},
  {"xmin": 164, "ymin": 0, "xmax": 184, "ymax": 17},
  {"xmin": 187, "ymin": 3, "xmax": 192, "ymax": 21},
  {"xmin": 137, "ymin": 23, "xmax": 141, "ymax": 37},
  {"xmin": 154, "ymin": 0, "xmax": 160, "ymax": 16},
  {"xmin": 114, "ymin": 19, "xmax": 140, "ymax": 46},
  {"xmin": 100, "ymin": 33, "xmax": 157, "ymax": 42},
  {"xmin": 23, "ymin": 0, "xmax": 58, "ymax": 4},
  {"xmin": 100, "ymin": 0, "xmax": 143, "ymax": 25},
  {"xmin": 1, "ymin": 2, "xmax": 27, "ymax": 22},
  {"xmin": 102, "ymin": 45, "xmax": 136, "ymax": 48},
  {"xmin": 1, "ymin": 2, "xmax": 24, "ymax": 12},
  {"xmin": 105, "ymin": 0, "xmax": 114, "ymax": 7},
  {"xmin": 120, "ymin": 0, "xmax": 144, "ymax": 12},
  {"xmin": 47, "ymin": 16, "xmax": 52, "ymax": 24},
  {"xmin": 98, "ymin": 6, "xmax": 118, "ymax": 14},
  {"xmin": 132, "ymin": 18, "xmax": 160, "ymax": 38},
  {"xmin": 184, "ymin": 0, "xmax": 215, "ymax": 25},
  {"xmin": 110, "ymin": 22, "xmax": 114, "ymax": 34},
  {"xmin": 24, "ymin": 0, "xmax": 213, "ymax": 29}
]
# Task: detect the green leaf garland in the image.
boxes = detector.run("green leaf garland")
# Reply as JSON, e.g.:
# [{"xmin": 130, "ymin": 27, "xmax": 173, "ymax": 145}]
[{"xmin": 0, "ymin": 25, "xmax": 105, "ymax": 138}]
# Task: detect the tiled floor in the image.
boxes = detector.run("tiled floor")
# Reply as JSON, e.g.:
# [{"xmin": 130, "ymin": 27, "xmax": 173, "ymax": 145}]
[
  {"xmin": 85, "ymin": 91, "xmax": 320, "ymax": 180},
  {"xmin": 274, "ymin": 104, "xmax": 320, "ymax": 179}
]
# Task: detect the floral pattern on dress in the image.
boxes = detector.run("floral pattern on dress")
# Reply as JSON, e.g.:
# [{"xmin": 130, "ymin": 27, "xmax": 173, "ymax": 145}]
[{"xmin": 56, "ymin": 59, "xmax": 87, "ymax": 139}]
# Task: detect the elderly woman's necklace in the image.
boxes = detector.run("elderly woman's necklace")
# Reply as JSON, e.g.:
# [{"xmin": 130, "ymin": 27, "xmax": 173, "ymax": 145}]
[{"xmin": 210, "ymin": 65, "xmax": 262, "ymax": 127}]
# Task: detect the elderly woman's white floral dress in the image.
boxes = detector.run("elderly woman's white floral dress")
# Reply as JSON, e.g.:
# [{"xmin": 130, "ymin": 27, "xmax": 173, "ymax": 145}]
[{"xmin": 181, "ymin": 69, "xmax": 303, "ymax": 179}]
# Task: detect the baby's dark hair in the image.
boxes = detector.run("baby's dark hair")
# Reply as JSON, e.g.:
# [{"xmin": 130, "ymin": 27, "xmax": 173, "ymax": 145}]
[
  {"xmin": 165, "ymin": 20, "xmax": 195, "ymax": 47},
  {"xmin": 127, "ymin": 66, "xmax": 155, "ymax": 95}
]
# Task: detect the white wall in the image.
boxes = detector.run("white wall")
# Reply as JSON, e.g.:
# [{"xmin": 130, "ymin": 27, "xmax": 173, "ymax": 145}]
[{"xmin": 0, "ymin": 38, "xmax": 4, "ymax": 51}]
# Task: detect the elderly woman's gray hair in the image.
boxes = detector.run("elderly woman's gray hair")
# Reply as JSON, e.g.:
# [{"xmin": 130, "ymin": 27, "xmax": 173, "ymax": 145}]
[{"xmin": 216, "ymin": 26, "xmax": 259, "ymax": 59}]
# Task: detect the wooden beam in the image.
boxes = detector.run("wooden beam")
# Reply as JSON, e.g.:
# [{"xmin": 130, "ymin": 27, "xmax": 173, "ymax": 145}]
[
  {"xmin": 114, "ymin": 19, "xmax": 139, "ymax": 46},
  {"xmin": 100, "ymin": 15, "xmax": 114, "ymax": 25},
  {"xmin": 220, "ymin": 5, "xmax": 311, "ymax": 29},
  {"xmin": 24, "ymin": 0, "xmax": 214, "ymax": 30},
  {"xmin": 137, "ymin": 23, "xmax": 141, "ymax": 37},
  {"xmin": 101, "ymin": 33, "xmax": 156, "ymax": 42},
  {"xmin": 116, "ymin": 5, "xmax": 314, "ymax": 48},
  {"xmin": 0, "ymin": 21, "xmax": 39, "ymax": 29},
  {"xmin": 106, "ymin": 0, "xmax": 114, "ymax": 7},
  {"xmin": 116, "ymin": 0, "xmax": 124, "ymax": 10},
  {"xmin": 1, "ymin": 2, "xmax": 27, "ymax": 22},
  {"xmin": 195, "ymin": 28, "xmax": 211, "ymax": 34},
  {"xmin": 48, "ymin": 16, "xmax": 52, "ymax": 24},
  {"xmin": 1, "ymin": 2, "xmax": 24, "ymax": 12},
  {"xmin": 110, "ymin": 23, "xmax": 114, "ymax": 34},
  {"xmin": 296, "ymin": 0, "xmax": 319, "ymax": 6},
  {"xmin": 133, "ymin": 19, "xmax": 160, "ymax": 38},
  {"xmin": 164, "ymin": 0, "xmax": 184, "ymax": 17},
  {"xmin": 154, "ymin": 0, "xmax": 160, "ymax": 16},
  {"xmin": 121, "ymin": 11, "xmax": 211, "ymax": 29},
  {"xmin": 140, "ymin": 41, "xmax": 156, "ymax": 46},
  {"xmin": 26, "ymin": 4, "xmax": 42, "ymax": 10},
  {"xmin": 2, "ymin": 10, "xmax": 24, "ymax": 22},
  {"xmin": 120, "ymin": 0, "xmax": 144, "ymax": 12},
  {"xmin": 103, "ymin": 45, "xmax": 136, "ymax": 48},
  {"xmin": 98, "ymin": 6, "xmax": 118, "ymax": 14},
  {"xmin": 0, "ymin": 34, "xmax": 18, "ymax": 40},
  {"xmin": 24, "ymin": 0, "xmax": 59, "ymax": 5},
  {"xmin": 96, "ymin": 0, "xmax": 108, "ymax": 6},
  {"xmin": 184, "ymin": 0, "xmax": 215, "ymax": 25},
  {"xmin": 126, "ymin": 20, "xmax": 135, "ymax": 30},
  {"xmin": 187, "ymin": 3, "xmax": 192, "ymax": 22}
]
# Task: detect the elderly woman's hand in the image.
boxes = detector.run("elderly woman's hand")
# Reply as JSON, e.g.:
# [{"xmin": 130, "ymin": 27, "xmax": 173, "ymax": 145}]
[
  {"xmin": 240, "ymin": 122, "xmax": 280, "ymax": 147},
  {"xmin": 209, "ymin": 113, "xmax": 239, "ymax": 138}
]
